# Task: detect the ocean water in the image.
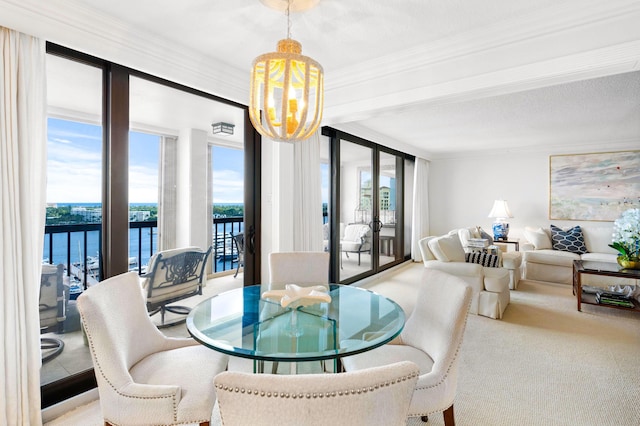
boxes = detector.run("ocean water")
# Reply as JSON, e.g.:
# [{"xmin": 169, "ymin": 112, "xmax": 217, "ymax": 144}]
[{"xmin": 43, "ymin": 222, "xmax": 243, "ymax": 276}]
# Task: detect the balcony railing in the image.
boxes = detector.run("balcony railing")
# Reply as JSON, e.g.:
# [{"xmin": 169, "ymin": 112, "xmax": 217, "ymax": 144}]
[{"xmin": 43, "ymin": 217, "xmax": 244, "ymax": 295}]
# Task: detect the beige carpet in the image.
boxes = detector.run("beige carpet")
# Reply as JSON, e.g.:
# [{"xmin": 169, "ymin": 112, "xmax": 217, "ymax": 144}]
[{"xmin": 46, "ymin": 264, "xmax": 640, "ymax": 425}]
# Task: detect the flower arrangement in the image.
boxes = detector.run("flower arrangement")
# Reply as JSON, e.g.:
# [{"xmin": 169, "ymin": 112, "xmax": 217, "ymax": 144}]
[{"xmin": 609, "ymin": 208, "xmax": 640, "ymax": 267}]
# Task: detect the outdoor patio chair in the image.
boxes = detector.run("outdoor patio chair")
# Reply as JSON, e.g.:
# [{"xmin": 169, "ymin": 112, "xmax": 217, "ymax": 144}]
[
  {"xmin": 231, "ymin": 232, "xmax": 244, "ymax": 278},
  {"xmin": 40, "ymin": 263, "xmax": 67, "ymax": 363},
  {"xmin": 141, "ymin": 245, "xmax": 212, "ymax": 328}
]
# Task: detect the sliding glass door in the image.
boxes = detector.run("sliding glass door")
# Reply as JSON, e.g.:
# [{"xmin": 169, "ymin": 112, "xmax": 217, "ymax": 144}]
[{"xmin": 325, "ymin": 127, "xmax": 411, "ymax": 283}]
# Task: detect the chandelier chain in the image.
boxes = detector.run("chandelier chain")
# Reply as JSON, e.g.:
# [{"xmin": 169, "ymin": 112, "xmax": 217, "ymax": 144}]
[{"xmin": 286, "ymin": 0, "xmax": 292, "ymax": 39}]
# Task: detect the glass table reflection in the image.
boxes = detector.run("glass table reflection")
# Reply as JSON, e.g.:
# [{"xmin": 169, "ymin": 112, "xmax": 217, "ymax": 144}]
[{"xmin": 186, "ymin": 284, "xmax": 405, "ymax": 373}]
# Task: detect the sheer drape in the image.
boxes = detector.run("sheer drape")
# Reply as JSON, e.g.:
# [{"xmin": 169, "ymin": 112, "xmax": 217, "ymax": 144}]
[
  {"xmin": 1, "ymin": 27, "xmax": 47, "ymax": 425},
  {"xmin": 411, "ymin": 158, "xmax": 430, "ymax": 261},
  {"xmin": 292, "ymin": 132, "xmax": 323, "ymax": 251}
]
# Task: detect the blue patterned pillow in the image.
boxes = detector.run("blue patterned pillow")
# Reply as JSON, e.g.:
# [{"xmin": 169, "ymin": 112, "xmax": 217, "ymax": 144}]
[{"xmin": 550, "ymin": 225, "xmax": 588, "ymax": 254}]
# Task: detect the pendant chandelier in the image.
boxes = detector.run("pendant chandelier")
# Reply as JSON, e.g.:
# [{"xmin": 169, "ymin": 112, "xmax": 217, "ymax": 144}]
[{"xmin": 249, "ymin": 0, "xmax": 324, "ymax": 143}]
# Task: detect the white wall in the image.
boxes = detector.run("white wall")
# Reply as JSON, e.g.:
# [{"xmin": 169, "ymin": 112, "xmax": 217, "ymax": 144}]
[{"xmin": 428, "ymin": 144, "xmax": 638, "ymax": 241}]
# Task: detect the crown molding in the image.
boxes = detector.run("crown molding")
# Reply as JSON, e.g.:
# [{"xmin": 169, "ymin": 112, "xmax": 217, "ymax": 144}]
[
  {"xmin": 327, "ymin": 0, "xmax": 640, "ymax": 90},
  {"xmin": 0, "ymin": 0, "xmax": 250, "ymax": 104},
  {"xmin": 324, "ymin": 39, "xmax": 640, "ymax": 125},
  {"xmin": 428, "ymin": 138, "xmax": 640, "ymax": 161}
]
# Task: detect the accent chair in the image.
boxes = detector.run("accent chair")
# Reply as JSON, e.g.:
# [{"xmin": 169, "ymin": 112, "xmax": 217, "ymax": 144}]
[
  {"xmin": 77, "ymin": 271, "xmax": 228, "ymax": 426},
  {"xmin": 342, "ymin": 269, "xmax": 473, "ymax": 426}
]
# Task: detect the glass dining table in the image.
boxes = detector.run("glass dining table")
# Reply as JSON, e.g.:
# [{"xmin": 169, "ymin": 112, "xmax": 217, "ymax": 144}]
[{"xmin": 186, "ymin": 284, "xmax": 405, "ymax": 373}]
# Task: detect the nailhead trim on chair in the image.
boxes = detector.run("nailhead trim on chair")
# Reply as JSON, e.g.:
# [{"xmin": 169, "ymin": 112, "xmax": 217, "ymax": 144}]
[
  {"xmin": 411, "ymin": 297, "xmax": 473, "ymax": 419},
  {"xmin": 78, "ymin": 315, "xmax": 186, "ymax": 425},
  {"xmin": 215, "ymin": 372, "xmax": 419, "ymax": 399}
]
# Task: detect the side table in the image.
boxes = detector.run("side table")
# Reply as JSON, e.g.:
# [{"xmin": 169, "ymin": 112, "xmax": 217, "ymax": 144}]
[
  {"xmin": 494, "ymin": 239, "xmax": 519, "ymax": 251},
  {"xmin": 572, "ymin": 260, "xmax": 640, "ymax": 312}
]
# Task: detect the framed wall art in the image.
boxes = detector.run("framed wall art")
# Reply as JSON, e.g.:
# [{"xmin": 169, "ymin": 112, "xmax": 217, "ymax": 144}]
[{"xmin": 549, "ymin": 150, "xmax": 640, "ymax": 221}]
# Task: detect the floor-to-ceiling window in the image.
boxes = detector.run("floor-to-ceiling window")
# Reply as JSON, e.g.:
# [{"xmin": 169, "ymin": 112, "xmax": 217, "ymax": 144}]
[{"xmin": 41, "ymin": 43, "xmax": 260, "ymax": 407}]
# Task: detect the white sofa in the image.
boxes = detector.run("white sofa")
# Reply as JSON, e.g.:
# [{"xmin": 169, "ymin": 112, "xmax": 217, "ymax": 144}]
[
  {"xmin": 418, "ymin": 231, "xmax": 510, "ymax": 319},
  {"xmin": 521, "ymin": 224, "xmax": 618, "ymax": 285}
]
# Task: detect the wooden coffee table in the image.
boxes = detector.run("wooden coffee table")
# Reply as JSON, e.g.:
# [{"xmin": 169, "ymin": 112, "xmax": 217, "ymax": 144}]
[{"xmin": 572, "ymin": 260, "xmax": 640, "ymax": 312}]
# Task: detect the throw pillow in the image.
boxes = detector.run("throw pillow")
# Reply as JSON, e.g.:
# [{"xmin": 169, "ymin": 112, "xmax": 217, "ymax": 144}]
[
  {"xmin": 524, "ymin": 227, "xmax": 552, "ymax": 250},
  {"xmin": 550, "ymin": 225, "xmax": 588, "ymax": 254},
  {"xmin": 465, "ymin": 252, "xmax": 500, "ymax": 267},
  {"xmin": 427, "ymin": 233, "xmax": 466, "ymax": 262}
]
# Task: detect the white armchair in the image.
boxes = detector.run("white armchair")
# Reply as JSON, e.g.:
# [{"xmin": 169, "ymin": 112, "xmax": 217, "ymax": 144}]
[
  {"xmin": 215, "ymin": 361, "xmax": 419, "ymax": 426},
  {"xmin": 419, "ymin": 231, "xmax": 510, "ymax": 319},
  {"xmin": 458, "ymin": 226, "xmax": 523, "ymax": 290},
  {"xmin": 342, "ymin": 269, "xmax": 473, "ymax": 425},
  {"xmin": 77, "ymin": 271, "xmax": 228, "ymax": 426}
]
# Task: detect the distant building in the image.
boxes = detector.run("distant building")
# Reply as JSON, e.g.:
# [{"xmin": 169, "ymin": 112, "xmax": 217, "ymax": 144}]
[
  {"xmin": 71, "ymin": 206, "xmax": 102, "ymax": 222},
  {"xmin": 129, "ymin": 210, "xmax": 151, "ymax": 221}
]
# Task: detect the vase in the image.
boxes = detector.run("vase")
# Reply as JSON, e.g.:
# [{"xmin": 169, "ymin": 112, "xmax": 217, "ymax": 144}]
[{"xmin": 617, "ymin": 256, "xmax": 640, "ymax": 270}]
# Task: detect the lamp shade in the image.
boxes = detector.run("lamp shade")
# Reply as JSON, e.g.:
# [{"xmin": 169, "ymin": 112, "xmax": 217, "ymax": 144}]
[
  {"xmin": 488, "ymin": 199, "xmax": 513, "ymax": 219},
  {"xmin": 249, "ymin": 38, "xmax": 324, "ymax": 143}
]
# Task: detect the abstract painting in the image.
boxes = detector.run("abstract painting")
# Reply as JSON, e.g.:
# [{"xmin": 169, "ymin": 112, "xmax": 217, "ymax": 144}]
[{"xmin": 549, "ymin": 151, "xmax": 640, "ymax": 221}]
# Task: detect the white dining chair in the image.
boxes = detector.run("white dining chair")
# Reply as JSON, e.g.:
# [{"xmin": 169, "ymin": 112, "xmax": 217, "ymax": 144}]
[
  {"xmin": 342, "ymin": 269, "xmax": 473, "ymax": 425},
  {"xmin": 215, "ymin": 361, "xmax": 419, "ymax": 426},
  {"xmin": 268, "ymin": 251, "xmax": 330, "ymax": 289},
  {"xmin": 77, "ymin": 271, "xmax": 228, "ymax": 426}
]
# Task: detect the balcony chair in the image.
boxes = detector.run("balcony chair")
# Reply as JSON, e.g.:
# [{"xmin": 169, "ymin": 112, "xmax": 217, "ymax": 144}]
[
  {"xmin": 340, "ymin": 223, "xmax": 371, "ymax": 266},
  {"xmin": 40, "ymin": 263, "xmax": 67, "ymax": 363},
  {"xmin": 342, "ymin": 269, "xmax": 473, "ymax": 426},
  {"xmin": 77, "ymin": 271, "xmax": 228, "ymax": 426},
  {"xmin": 141, "ymin": 245, "xmax": 212, "ymax": 328},
  {"xmin": 215, "ymin": 361, "xmax": 419, "ymax": 426},
  {"xmin": 230, "ymin": 232, "xmax": 244, "ymax": 278}
]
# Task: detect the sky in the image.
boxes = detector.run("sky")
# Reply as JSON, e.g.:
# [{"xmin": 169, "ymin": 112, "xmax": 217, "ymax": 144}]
[{"xmin": 47, "ymin": 118, "xmax": 245, "ymax": 204}]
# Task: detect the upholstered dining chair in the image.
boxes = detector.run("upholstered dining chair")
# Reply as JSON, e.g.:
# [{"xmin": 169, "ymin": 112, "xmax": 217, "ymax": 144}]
[
  {"xmin": 238, "ymin": 251, "xmax": 331, "ymax": 374},
  {"xmin": 215, "ymin": 361, "xmax": 419, "ymax": 426},
  {"xmin": 77, "ymin": 271, "xmax": 228, "ymax": 426},
  {"xmin": 141, "ymin": 245, "xmax": 212, "ymax": 328},
  {"xmin": 268, "ymin": 251, "xmax": 330, "ymax": 289},
  {"xmin": 342, "ymin": 269, "xmax": 473, "ymax": 425}
]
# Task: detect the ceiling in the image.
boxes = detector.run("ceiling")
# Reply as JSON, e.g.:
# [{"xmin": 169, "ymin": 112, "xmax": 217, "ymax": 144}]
[{"xmin": 2, "ymin": 0, "xmax": 640, "ymax": 158}]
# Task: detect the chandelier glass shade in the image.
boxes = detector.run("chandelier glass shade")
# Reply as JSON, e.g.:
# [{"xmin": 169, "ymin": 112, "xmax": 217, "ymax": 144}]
[{"xmin": 249, "ymin": 38, "xmax": 324, "ymax": 142}]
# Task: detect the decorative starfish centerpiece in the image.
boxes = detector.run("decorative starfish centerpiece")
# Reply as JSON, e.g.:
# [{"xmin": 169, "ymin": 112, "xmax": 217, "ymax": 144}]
[{"xmin": 262, "ymin": 284, "xmax": 331, "ymax": 308}]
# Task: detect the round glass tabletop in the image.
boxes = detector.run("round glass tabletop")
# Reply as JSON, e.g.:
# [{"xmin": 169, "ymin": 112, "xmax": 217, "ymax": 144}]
[{"xmin": 186, "ymin": 284, "xmax": 405, "ymax": 362}]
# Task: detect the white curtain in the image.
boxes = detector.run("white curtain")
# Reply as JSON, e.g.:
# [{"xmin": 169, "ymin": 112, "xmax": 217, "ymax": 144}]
[
  {"xmin": 0, "ymin": 27, "xmax": 47, "ymax": 425},
  {"xmin": 292, "ymin": 132, "xmax": 323, "ymax": 251},
  {"xmin": 411, "ymin": 157, "xmax": 430, "ymax": 262}
]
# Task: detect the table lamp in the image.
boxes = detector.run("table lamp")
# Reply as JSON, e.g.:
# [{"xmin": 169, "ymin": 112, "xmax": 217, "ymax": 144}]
[{"xmin": 488, "ymin": 199, "xmax": 513, "ymax": 241}]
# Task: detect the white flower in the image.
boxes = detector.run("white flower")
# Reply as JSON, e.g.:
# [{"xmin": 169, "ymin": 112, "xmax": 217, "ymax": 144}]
[{"xmin": 610, "ymin": 208, "xmax": 640, "ymax": 260}]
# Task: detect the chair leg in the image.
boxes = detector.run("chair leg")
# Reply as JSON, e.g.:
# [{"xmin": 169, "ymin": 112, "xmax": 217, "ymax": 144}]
[
  {"xmin": 41, "ymin": 337, "xmax": 65, "ymax": 363},
  {"xmin": 443, "ymin": 404, "xmax": 455, "ymax": 426}
]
